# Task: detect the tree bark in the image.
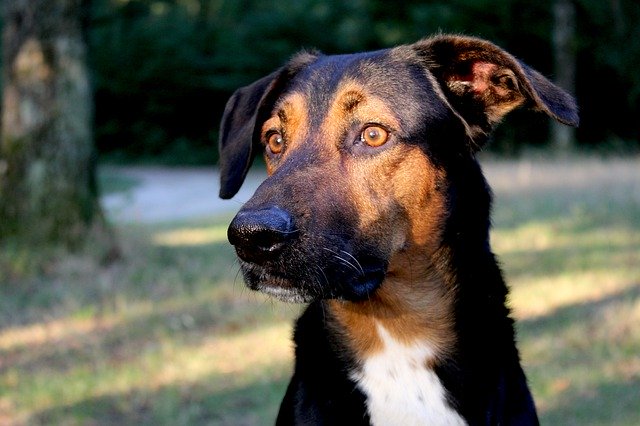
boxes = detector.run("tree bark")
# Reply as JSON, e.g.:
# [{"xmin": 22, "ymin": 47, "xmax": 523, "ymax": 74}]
[
  {"xmin": 0, "ymin": 0, "xmax": 103, "ymax": 247},
  {"xmin": 551, "ymin": 0, "xmax": 577, "ymax": 152}
]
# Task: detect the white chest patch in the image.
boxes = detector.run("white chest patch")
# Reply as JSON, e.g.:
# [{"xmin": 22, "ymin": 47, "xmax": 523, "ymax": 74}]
[{"xmin": 351, "ymin": 324, "xmax": 467, "ymax": 426}]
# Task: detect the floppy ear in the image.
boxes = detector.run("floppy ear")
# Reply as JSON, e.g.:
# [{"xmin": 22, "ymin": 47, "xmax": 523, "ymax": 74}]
[
  {"xmin": 414, "ymin": 35, "xmax": 579, "ymax": 148},
  {"xmin": 218, "ymin": 71, "xmax": 281, "ymax": 199},
  {"xmin": 218, "ymin": 52, "xmax": 318, "ymax": 199}
]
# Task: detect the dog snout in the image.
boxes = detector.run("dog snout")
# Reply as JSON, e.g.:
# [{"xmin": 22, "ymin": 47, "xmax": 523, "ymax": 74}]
[{"xmin": 227, "ymin": 206, "xmax": 296, "ymax": 264}]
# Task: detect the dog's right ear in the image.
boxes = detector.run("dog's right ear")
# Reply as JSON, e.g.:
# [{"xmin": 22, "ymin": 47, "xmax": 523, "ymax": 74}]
[
  {"xmin": 218, "ymin": 52, "xmax": 318, "ymax": 199},
  {"xmin": 218, "ymin": 70, "xmax": 281, "ymax": 199}
]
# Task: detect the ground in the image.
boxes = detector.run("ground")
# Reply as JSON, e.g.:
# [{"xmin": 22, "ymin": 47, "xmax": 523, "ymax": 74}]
[
  {"xmin": 1, "ymin": 155, "xmax": 638, "ymax": 425},
  {"xmin": 102, "ymin": 167, "xmax": 266, "ymax": 223}
]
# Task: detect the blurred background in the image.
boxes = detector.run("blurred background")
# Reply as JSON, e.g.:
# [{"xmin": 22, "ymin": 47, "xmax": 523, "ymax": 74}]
[
  {"xmin": 92, "ymin": 0, "xmax": 639, "ymax": 161},
  {"xmin": 0, "ymin": 0, "xmax": 638, "ymax": 425}
]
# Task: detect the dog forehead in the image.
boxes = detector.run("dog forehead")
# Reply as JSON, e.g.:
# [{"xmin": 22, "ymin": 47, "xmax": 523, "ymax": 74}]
[{"xmin": 279, "ymin": 48, "xmax": 447, "ymax": 128}]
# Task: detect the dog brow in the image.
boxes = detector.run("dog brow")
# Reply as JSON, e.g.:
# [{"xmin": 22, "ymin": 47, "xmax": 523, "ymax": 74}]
[
  {"xmin": 276, "ymin": 95, "xmax": 306, "ymax": 124},
  {"xmin": 277, "ymin": 108, "xmax": 288, "ymax": 124},
  {"xmin": 341, "ymin": 90, "xmax": 365, "ymax": 113}
]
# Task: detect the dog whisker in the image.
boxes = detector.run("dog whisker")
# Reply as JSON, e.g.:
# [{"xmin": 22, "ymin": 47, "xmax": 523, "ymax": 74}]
[
  {"xmin": 339, "ymin": 250, "xmax": 365, "ymax": 275},
  {"xmin": 313, "ymin": 263, "xmax": 330, "ymax": 287},
  {"xmin": 321, "ymin": 247, "xmax": 364, "ymax": 276}
]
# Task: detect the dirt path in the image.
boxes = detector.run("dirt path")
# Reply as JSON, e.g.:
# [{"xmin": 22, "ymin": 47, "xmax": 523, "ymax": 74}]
[
  {"xmin": 102, "ymin": 166, "xmax": 266, "ymax": 223},
  {"xmin": 101, "ymin": 157, "xmax": 639, "ymax": 224}
]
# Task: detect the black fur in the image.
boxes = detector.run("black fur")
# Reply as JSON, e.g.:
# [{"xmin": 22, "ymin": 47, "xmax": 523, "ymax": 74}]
[
  {"xmin": 276, "ymin": 302, "xmax": 371, "ymax": 425},
  {"xmin": 432, "ymin": 156, "xmax": 538, "ymax": 424},
  {"xmin": 218, "ymin": 35, "xmax": 578, "ymax": 425}
]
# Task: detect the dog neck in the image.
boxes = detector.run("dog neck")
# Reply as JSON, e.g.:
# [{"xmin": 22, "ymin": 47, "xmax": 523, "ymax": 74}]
[
  {"xmin": 326, "ymin": 249, "xmax": 466, "ymax": 425},
  {"xmin": 326, "ymin": 245, "xmax": 456, "ymax": 356}
]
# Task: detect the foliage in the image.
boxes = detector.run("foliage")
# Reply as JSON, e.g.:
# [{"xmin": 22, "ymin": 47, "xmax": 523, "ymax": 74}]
[{"xmin": 85, "ymin": 0, "xmax": 640, "ymax": 164}]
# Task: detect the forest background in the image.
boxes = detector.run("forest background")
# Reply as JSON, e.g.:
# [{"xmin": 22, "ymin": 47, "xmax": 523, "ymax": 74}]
[{"xmin": 67, "ymin": 0, "xmax": 640, "ymax": 163}]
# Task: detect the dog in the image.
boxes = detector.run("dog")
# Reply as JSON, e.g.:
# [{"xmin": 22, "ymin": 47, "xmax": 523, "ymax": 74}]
[{"xmin": 218, "ymin": 35, "xmax": 578, "ymax": 425}]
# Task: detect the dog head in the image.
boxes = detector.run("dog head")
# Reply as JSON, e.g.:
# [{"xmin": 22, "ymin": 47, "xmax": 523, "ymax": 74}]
[{"xmin": 218, "ymin": 35, "xmax": 578, "ymax": 303}]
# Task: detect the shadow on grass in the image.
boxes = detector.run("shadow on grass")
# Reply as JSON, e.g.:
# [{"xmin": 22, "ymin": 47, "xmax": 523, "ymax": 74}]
[
  {"xmin": 502, "ymin": 239, "xmax": 639, "ymax": 281},
  {"xmin": 0, "ymin": 219, "xmax": 238, "ymax": 330},
  {"xmin": 1, "ymin": 217, "xmax": 301, "ymax": 425},
  {"xmin": 0, "ymin": 292, "xmax": 283, "ymax": 377},
  {"xmin": 517, "ymin": 283, "xmax": 640, "ymax": 424},
  {"xmin": 519, "ymin": 283, "xmax": 640, "ymax": 335},
  {"xmin": 542, "ymin": 377, "xmax": 640, "ymax": 426},
  {"xmin": 493, "ymin": 183, "xmax": 640, "ymax": 232},
  {"xmin": 29, "ymin": 376, "xmax": 289, "ymax": 426}
]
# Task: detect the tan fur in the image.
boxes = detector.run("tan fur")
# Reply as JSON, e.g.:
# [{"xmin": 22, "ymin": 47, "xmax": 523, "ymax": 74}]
[
  {"xmin": 321, "ymin": 81, "xmax": 401, "ymax": 147},
  {"xmin": 261, "ymin": 92, "xmax": 309, "ymax": 175},
  {"xmin": 262, "ymin": 80, "xmax": 456, "ymax": 360},
  {"xmin": 328, "ymin": 270, "xmax": 456, "ymax": 360},
  {"xmin": 328, "ymin": 151, "xmax": 456, "ymax": 359},
  {"xmin": 323, "ymin": 82, "xmax": 454, "ymax": 358}
]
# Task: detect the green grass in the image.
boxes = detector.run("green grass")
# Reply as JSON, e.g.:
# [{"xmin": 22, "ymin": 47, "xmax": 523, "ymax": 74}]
[
  {"xmin": 488, "ymin": 157, "xmax": 640, "ymax": 425},
  {"xmin": 0, "ymin": 217, "xmax": 299, "ymax": 425},
  {"xmin": 1, "ymin": 157, "xmax": 639, "ymax": 425}
]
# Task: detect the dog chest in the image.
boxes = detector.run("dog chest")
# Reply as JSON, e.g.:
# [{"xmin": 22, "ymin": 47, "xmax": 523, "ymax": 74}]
[{"xmin": 350, "ymin": 324, "xmax": 467, "ymax": 426}]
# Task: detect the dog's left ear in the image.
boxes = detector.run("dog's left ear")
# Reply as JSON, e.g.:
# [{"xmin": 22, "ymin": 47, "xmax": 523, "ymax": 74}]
[{"xmin": 414, "ymin": 35, "xmax": 579, "ymax": 147}]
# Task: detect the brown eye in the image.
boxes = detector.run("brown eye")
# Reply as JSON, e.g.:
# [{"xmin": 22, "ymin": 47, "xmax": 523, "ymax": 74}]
[
  {"xmin": 360, "ymin": 126, "xmax": 389, "ymax": 147},
  {"xmin": 267, "ymin": 132, "xmax": 284, "ymax": 154}
]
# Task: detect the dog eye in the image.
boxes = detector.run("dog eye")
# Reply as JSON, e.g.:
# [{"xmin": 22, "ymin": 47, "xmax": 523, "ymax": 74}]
[
  {"xmin": 267, "ymin": 132, "xmax": 285, "ymax": 154},
  {"xmin": 360, "ymin": 126, "xmax": 389, "ymax": 147}
]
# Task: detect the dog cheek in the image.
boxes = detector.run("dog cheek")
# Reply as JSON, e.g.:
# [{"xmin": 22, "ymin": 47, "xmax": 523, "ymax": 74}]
[
  {"xmin": 344, "ymin": 166, "xmax": 409, "ymax": 256},
  {"xmin": 391, "ymin": 153, "xmax": 447, "ymax": 250}
]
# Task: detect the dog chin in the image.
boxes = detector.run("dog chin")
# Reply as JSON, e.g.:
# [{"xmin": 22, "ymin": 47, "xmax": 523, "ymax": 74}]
[
  {"xmin": 241, "ymin": 266, "xmax": 315, "ymax": 303},
  {"xmin": 255, "ymin": 283, "xmax": 315, "ymax": 303},
  {"xmin": 239, "ymin": 260, "xmax": 387, "ymax": 303}
]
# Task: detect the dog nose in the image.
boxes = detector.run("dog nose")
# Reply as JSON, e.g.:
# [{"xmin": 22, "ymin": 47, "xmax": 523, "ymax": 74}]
[{"xmin": 227, "ymin": 206, "xmax": 296, "ymax": 264}]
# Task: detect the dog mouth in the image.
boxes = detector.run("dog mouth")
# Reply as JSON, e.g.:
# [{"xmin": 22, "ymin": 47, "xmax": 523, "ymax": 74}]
[
  {"xmin": 227, "ymin": 205, "xmax": 389, "ymax": 302},
  {"xmin": 238, "ymin": 254, "xmax": 387, "ymax": 303},
  {"xmin": 239, "ymin": 263, "xmax": 316, "ymax": 303},
  {"xmin": 254, "ymin": 281, "xmax": 315, "ymax": 303}
]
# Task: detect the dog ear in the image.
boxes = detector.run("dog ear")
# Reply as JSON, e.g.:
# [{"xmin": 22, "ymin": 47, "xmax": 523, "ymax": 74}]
[
  {"xmin": 218, "ymin": 52, "xmax": 318, "ymax": 199},
  {"xmin": 218, "ymin": 70, "xmax": 281, "ymax": 199},
  {"xmin": 414, "ymin": 35, "xmax": 579, "ymax": 147}
]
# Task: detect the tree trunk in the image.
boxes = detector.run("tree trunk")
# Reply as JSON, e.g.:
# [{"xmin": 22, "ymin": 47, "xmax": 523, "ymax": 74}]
[
  {"xmin": 551, "ymin": 0, "xmax": 577, "ymax": 152},
  {"xmin": 0, "ymin": 0, "xmax": 103, "ymax": 247}
]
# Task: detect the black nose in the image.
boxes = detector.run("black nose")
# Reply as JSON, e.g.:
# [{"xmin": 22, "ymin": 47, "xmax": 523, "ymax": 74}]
[{"xmin": 227, "ymin": 206, "xmax": 296, "ymax": 264}]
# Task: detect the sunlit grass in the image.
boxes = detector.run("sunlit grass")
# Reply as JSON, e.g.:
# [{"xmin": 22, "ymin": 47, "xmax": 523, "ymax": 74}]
[
  {"xmin": 486, "ymin": 156, "xmax": 640, "ymax": 425},
  {"xmin": 152, "ymin": 224, "xmax": 229, "ymax": 247},
  {"xmin": 0, "ymin": 214, "xmax": 301, "ymax": 425},
  {"xmin": 1, "ymin": 156, "xmax": 639, "ymax": 425}
]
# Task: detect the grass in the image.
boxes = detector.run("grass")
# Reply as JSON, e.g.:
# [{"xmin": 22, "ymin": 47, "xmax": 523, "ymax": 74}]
[
  {"xmin": 0, "ymin": 217, "xmax": 298, "ymax": 425},
  {"xmin": 487, "ymin": 156, "xmax": 640, "ymax": 425},
  {"xmin": 1, "ymin": 156, "xmax": 639, "ymax": 425}
]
